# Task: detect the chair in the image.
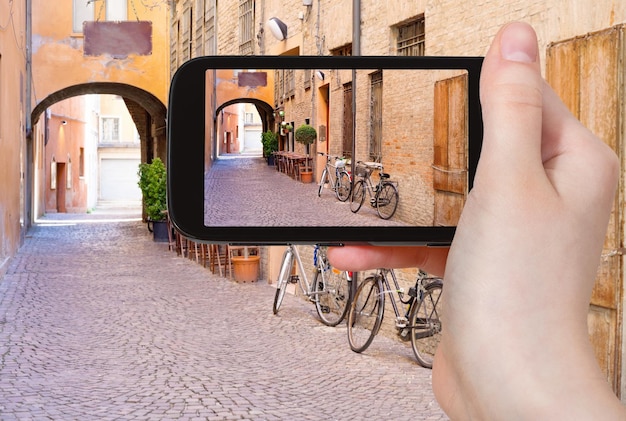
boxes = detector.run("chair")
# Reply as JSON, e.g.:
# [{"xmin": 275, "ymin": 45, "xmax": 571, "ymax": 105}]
[
  {"xmin": 209, "ymin": 244, "xmax": 230, "ymax": 277},
  {"xmin": 187, "ymin": 239, "xmax": 200, "ymax": 263},
  {"xmin": 198, "ymin": 243, "xmax": 211, "ymax": 268},
  {"xmin": 165, "ymin": 213, "xmax": 177, "ymax": 253}
]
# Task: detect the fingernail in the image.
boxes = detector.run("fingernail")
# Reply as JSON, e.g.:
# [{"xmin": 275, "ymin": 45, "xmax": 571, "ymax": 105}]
[{"xmin": 500, "ymin": 22, "xmax": 538, "ymax": 63}]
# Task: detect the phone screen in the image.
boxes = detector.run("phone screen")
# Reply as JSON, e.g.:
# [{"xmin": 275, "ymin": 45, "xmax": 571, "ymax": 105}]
[{"xmin": 168, "ymin": 56, "xmax": 483, "ymax": 245}]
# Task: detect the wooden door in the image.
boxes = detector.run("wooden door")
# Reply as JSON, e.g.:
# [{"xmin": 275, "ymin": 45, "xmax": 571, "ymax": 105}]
[
  {"xmin": 546, "ymin": 24, "xmax": 625, "ymax": 396},
  {"xmin": 433, "ymin": 73, "xmax": 468, "ymax": 226}
]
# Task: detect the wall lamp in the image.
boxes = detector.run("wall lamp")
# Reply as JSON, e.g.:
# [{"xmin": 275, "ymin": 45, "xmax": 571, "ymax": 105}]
[
  {"xmin": 315, "ymin": 70, "xmax": 325, "ymax": 81},
  {"xmin": 61, "ymin": 120, "xmax": 68, "ymax": 125},
  {"xmin": 268, "ymin": 17, "xmax": 288, "ymax": 41}
]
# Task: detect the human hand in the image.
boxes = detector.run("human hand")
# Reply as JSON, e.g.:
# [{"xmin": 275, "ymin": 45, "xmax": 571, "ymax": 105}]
[{"xmin": 329, "ymin": 22, "xmax": 624, "ymax": 419}]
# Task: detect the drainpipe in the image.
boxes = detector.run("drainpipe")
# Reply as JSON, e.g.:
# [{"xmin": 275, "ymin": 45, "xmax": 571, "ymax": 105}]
[
  {"xmin": 24, "ymin": 0, "xmax": 33, "ymax": 232},
  {"xmin": 350, "ymin": 0, "xmax": 361, "ymax": 295},
  {"xmin": 351, "ymin": 0, "xmax": 360, "ymax": 164}
]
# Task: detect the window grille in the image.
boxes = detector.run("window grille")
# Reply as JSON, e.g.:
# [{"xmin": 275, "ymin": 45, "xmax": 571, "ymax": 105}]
[
  {"xmin": 342, "ymin": 82, "xmax": 353, "ymax": 158},
  {"xmin": 397, "ymin": 17, "xmax": 425, "ymax": 56},
  {"xmin": 369, "ymin": 71, "xmax": 383, "ymax": 162},
  {"xmin": 239, "ymin": 0, "xmax": 255, "ymax": 55},
  {"xmin": 101, "ymin": 117, "xmax": 120, "ymax": 142}
]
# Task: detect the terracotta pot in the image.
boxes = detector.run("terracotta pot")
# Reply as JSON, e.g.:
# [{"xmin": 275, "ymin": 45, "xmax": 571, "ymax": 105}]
[
  {"xmin": 300, "ymin": 171, "xmax": 313, "ymax": 183},
  {"xmin": 231, "ymin": 255, "xmax": 261, "ymax": 282}
]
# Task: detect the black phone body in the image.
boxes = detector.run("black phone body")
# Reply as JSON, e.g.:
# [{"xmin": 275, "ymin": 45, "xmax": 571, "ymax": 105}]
[{"xmin": 167, "ymin": 55, "xmax": 483, "ymax": 245}]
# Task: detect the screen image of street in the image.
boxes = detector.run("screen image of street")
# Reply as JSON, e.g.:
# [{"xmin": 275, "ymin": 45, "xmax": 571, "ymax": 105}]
[{"xmin": 204, "ymin": 68, "xmax": 469, "ymax": 228}]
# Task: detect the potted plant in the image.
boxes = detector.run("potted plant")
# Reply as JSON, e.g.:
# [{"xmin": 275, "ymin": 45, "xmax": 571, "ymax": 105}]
[
  {"xmin": 137, "ymin": 157, "xmax": 168, "ymax": 242},
  {"xmin": 280, "ymin": 122, "xmax": 293, "ymax": 136},
  {"xmin": 295, "ymin": 124, "xmax": 316, "ymax": 183},
  {"xmin": 261, "ymin": 130, "xmax": 278, "ymax": 166}
]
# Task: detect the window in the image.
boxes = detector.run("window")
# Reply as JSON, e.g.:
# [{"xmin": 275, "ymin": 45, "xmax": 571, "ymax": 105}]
[
  {"xmin": 73, "ymin": 0, "xmax": 128, "ymax": 33},
  {"xmin": 285, "ymin": 68, "xmax": 295, "ymax": 98},
  {"xmin": 369, "ymin": 71, "xmax": 383, "ymax": 162},
  {"xmin": 331, "ymin": 44, "xmax": 352, "ymax": 56},
  {"xmin": 396, "ymin": 17, "xmax": 425, "ymax": 56},
  {"xmin": 342, "ymin": 82, "xmax": 353, "ymax": 158},
  {"xmin": 105, "ymin": 0, "xmax": 128, "ymax": 21},
  {"xmin": 239, "ymin": 0, "xmax": 255, "ymax": 55},
  {"xmin": 73, "ymin": 0, "xmax": 94, "ymax": 33},
  {"xmin": 101, "ymin": 117, "xmax": 120, "ymax": 142},
  {"xmin": 181, "ymin": 7, "xmax": 192, "ymax": 60},
  {"xmin": 204, "ymin": 0, "xmax": 215, "ymax": 55}
]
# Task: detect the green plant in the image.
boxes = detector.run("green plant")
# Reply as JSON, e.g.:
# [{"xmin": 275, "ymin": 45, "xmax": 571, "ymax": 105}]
[
  {"xmin": 295, "ymin": 124, "xmax": 317, "ymax": 145},
  {"xmin": 295, "ymin": 124, "xmax": 317, "ymax": 172},
  {"xmin": 137, "ymin": 157, "xmax": 167, "ymax": 222},
  {"xmin": 281, "ymin": 122, "xmax": 293, "ymax": 133},
  {"xmin": 261, "ymin": 130, "xmax": 278, "ymax": 158}
]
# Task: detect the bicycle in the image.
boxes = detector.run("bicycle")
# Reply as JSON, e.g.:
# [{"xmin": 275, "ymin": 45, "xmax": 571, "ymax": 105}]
[
  {"xmin": 350, "ymin": 161, "xmax": 399, "ymax": 220},
  {"xmin": 346, "ymin": 268, "xmax": 443, "ymax": 368},
  {"xmin": 317, "ymin": 152, "xmax": 351, "ymax": 202},
  {"xmin": 273, "ymin": 244, "xmax": 352, "ymax": 327}
]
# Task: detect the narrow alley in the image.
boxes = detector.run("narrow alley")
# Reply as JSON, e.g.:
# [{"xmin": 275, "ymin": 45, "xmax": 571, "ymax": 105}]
[{"xmin": 0, "ymin": 210, "xmax": 446, "ymax": 420}]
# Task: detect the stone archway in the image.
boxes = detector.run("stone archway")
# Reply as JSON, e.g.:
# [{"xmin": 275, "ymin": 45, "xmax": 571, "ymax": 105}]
[{"xmin": 30, "ymin": 83, "xmax": 167, "ymax": 219}]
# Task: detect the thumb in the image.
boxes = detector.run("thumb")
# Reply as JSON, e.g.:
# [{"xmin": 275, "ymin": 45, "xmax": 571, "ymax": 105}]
[{"xmin": 477, "ymin": 22, "xmax": 544, "ymax": 187}]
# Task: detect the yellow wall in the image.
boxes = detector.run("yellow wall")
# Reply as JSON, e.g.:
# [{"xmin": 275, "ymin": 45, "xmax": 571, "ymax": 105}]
[{"xmin": 0, "ymin": 0, "xmax": 28, "ymax": 275}]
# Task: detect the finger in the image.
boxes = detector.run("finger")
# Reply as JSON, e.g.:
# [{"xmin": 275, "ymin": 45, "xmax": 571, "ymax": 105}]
[
  {"xmin": 477, "ymin": 22, "xmax": 545, "ymax": 186},
  {"xmin": 327, "ymin": 245, "xmax": 449, "ymax": 277}
]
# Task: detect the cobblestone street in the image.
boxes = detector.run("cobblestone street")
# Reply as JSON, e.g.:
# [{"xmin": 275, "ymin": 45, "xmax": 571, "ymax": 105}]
[
  {"xmin": 0, "ymin": 210, "xmax": 446, "ymax": 420},
  {"xmin": 205, "ymin": 156, "xmax": 408, "ymax": 227}
]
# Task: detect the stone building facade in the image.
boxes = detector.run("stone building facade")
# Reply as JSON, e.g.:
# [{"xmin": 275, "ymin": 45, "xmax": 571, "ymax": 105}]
[{"xmin": 169, "ymin": 0, "xmax": 626, "ymax": 396}]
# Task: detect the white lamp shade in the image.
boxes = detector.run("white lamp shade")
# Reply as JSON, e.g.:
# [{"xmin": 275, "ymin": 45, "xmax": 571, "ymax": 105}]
[{"xmin": 268, "ymin": 17, "xmax": 288, "ymax": 41}]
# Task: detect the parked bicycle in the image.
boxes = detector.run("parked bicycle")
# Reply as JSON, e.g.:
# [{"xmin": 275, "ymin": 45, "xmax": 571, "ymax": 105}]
[
  {"xmin": 273, "ymin": 244, "xmax": 352, "ymax": 327},
  {"xmin": 347, "ymin": 268, "xmax": 443, "ymax": 368},
  {"xmin": 350, "ymin": 161, "xmax": 399, "ymax": 220},
  {"xmin": 317, "ymin": 152, "xmax": 351, "ymax": 201}
]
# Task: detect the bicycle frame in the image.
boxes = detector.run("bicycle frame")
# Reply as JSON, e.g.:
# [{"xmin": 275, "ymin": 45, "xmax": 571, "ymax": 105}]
[
  {"xmin": 282, "ymin": 245, "xmax": 314, "ymax": 296},
  {"xmin": 319, "ymin": 154, "xmax": 349, "ymax": 188},
  {"xmin": 377, "ymin": 268, "xmax": 413, "ymax": 324}
]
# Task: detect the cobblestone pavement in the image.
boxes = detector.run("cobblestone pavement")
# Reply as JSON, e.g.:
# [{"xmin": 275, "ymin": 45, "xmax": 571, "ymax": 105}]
[
  {"xmin": 205, "ymin": 156, "xmax": 407, "ymax": 227},
  {"xmin": 0, "ymin": 209, "xmax": 447, "ymax": 420}
]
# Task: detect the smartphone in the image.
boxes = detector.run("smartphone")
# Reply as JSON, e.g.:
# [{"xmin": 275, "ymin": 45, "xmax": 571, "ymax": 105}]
[{"xmin": 167, "ymin": 55, "xmax": 483, "ymax": 245}]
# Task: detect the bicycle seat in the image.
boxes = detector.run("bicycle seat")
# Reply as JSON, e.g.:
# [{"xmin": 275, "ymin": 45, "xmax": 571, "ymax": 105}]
[{"xmin": 380, "ymin": 173, "xmax": 390, "ymax": 179}]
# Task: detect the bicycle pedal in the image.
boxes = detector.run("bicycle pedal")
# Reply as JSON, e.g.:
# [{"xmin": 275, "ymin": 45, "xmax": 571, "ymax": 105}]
[
  {"xmin": 289, "ymin": 275, "xmax": 299, "ymax": 284},
  {"xmin": 398, "ymin": 328, "xmax": 411, "ymax": 342},
  {"xmin": 320, "ymin": 305, "xmax": 330, "ymax": 314}
]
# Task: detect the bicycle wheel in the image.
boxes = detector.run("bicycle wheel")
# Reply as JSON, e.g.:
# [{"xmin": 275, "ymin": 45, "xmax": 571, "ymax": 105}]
[
  {"xmin": 317, "ymin": 169, "xmax": 328, "ymax": 197},
  {"xmin": 409, "ymin": 279, "xmax": 443, "ymax": 369},
  {"xmin": 335, "ymin": 171, "xmax": 352, "ymax": 202},
  {"xmin": 272, "ymin": 250, "xmax": 294, "ymax": 314},
  {"xmin": 347, "ymin": 276, "xmax": 384, "ymax": 353},
  {"xmin": 375, "ymin": 182, "xmax": 399, "ymax": 220},
  {"xmin": 350, "ymin": 180, "xmax": 366, "ymax": 213},
  {"xmin": 314, "ymin": 267, "xmax": 351, "ymax": 326}
]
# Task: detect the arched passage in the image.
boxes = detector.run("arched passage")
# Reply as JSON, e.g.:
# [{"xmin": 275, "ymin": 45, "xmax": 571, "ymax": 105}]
[
  {"xmin": 213, "ymin": 98, "xmax": 275, "ymax": 157},
  {"xmin": 32, "ymin": 82, "xmax": 167, "ymax": 164},
  {"xmin": 30, "ymin": 82, "xmax": 167, "ymax": 218}
]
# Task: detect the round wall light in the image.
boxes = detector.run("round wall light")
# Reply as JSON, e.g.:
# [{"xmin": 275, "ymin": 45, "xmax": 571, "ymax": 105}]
[{"xmin": 268, "ymin": 17, "xmax": 288, "ymax": 41}]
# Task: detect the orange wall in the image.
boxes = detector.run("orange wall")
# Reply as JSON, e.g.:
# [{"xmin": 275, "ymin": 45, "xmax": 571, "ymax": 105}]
[{"xmin": 31, "ymin": 0, "xmax": 169, "ymax": 110}]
